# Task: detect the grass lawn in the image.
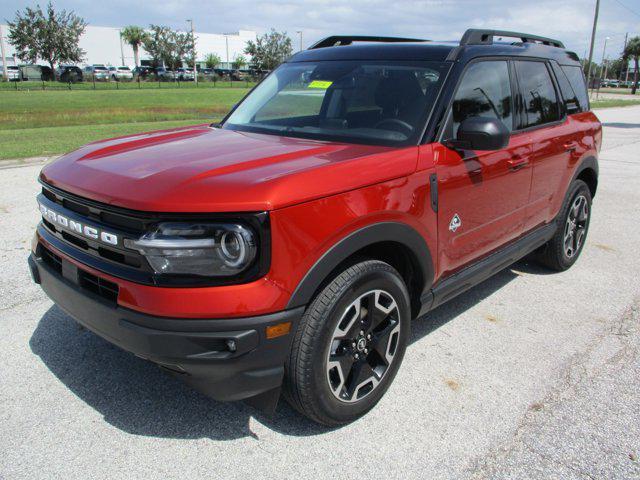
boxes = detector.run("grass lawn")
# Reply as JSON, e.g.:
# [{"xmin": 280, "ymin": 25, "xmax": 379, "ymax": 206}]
[
  {"xmin": 591, "ymin": 99, "xmax": 640, "ymax": 109},
  {"xmin": 598, "ymin": 88, "xmax": 639, "ymax": 95},
  {"xmin": 0, "ymin": 87, "xmax": 250, "ymax": 159}
]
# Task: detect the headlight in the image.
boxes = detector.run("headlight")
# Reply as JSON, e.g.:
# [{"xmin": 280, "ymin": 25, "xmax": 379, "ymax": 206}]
[{"xmin": 124, "ymin": 222, "xmax": 257, "ymax": 277}]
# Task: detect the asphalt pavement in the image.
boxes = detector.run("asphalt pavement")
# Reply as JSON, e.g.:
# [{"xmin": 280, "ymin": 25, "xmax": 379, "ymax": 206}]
[{"xmin": 1, "ymin": 106, "xmax": 639, "ymax": 479}]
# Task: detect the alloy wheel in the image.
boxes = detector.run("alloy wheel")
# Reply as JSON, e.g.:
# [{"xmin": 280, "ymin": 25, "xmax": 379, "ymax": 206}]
[
  {"xmin": 563, "ymin": 194, "xmax": 589, "ymax": 258},
  {"xmin": 326, "ymin": 289, "xmax": 401, "ymax": 403}
]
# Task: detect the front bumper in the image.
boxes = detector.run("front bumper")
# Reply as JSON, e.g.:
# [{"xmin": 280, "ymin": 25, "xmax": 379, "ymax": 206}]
[{"xmin": 28, "ymin": 251, "xmax": 303, "ymax": 402}]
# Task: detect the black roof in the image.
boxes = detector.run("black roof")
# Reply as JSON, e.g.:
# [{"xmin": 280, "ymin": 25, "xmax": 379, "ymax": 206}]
[{"xmin": 289, "ymin": 29, "xmax": 580, "ymax": 67}]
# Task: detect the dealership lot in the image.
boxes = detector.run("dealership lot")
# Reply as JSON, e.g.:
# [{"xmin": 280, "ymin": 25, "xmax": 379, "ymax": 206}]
[{"xmin": 1, "ymin": 106, "xmax": 639, "ymax": 479}]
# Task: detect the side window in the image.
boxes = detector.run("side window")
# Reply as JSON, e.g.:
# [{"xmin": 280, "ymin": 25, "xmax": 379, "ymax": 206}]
[
  {"xmin": 561, "ymin": 65, "xmax": 589, "ymax": 112},
  {"xmin": 551, "ymin": 62, "xmax": 581, "ymax": 113},
  {"xmin": 451, "ymin": 61, "xmax": 513, "ymax": 137},
  {"xmin": 514, "ymin": 61, "xmax": 560, "ymax": 128}
]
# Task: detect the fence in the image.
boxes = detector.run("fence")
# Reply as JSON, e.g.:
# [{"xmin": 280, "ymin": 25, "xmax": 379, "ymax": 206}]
[{"xmin": 0, "ymin": 74, "xmax": 265, "ymax": 92}]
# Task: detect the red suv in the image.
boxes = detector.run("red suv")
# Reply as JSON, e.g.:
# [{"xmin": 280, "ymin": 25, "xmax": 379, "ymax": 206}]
[{"xmin": 29, "ymin": 29, "xmax": 600, "ymax": 425}]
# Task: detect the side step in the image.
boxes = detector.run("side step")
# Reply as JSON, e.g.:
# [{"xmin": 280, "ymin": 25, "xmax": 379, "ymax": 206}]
[{"xmin": 419, "ymin": 222, "xmax": 556, "ymax": 315}]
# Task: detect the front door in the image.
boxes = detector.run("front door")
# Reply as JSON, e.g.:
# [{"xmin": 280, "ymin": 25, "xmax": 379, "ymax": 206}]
[{"xmin": 435, "ymin": 59, "xmax": 532, "ymax": 277}]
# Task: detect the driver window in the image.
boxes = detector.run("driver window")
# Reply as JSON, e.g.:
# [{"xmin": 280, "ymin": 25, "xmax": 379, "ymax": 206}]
[{"xmin": 450, "ymin": 61, "xmax": 513, "ymax": 138}]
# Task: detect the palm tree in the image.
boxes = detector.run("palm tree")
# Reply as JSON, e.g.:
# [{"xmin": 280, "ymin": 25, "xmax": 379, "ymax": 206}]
[
  {"xmin": 121, "ymin": 25, "xmax": 147, "ymax": 67},
  {"xmin": 232, "ymin": 54, "xmax": 247, "ymax": 70},
  {"xmin": 623, "ymin": 36, "xmax": 640, "ymax": 95},
  {"xmin": 205, "ymin": 53, "xmax": 221, "ymax": 69}
]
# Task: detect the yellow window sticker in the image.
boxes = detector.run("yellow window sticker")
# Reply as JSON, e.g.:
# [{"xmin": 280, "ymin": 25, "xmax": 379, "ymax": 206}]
[{"xmin": 308, "ymin": 80, "xmax": 333, "ymax": 89}]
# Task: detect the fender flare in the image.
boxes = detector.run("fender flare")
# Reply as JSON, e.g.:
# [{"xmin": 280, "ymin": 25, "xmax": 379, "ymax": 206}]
[
  {"xmin": 571, "ymin": 156, "xmax": 598, "ymax": 196},
  {"xmin": 286, "ymin": 222, "xmax": 435, "ymax": 309}
]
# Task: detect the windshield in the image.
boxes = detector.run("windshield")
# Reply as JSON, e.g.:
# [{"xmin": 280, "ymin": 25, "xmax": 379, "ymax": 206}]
[{"xmin": 223, "ymin": 60, "xmax": 449, "ymax": 145}]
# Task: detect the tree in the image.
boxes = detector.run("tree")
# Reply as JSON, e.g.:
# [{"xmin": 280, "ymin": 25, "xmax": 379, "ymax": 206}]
[
  {"xmin": 623, "ymin": 36, "xmax": 640, "ymax": 94},
  {"xmin": 232, "ymin": 54, "xmax": 247, "ymax": 70},
  {"xmin": 142, "ymin": 25, "xmax": 171, "ymax": 68},
  {"xmin": 121, "ymin": 25, "xmax": 146, "ymax": 67},
  {"xmin": 142, "ymin": 25, "xmax": 194, "ymax": 70},
  {"xmin": 174, "ymin": 30, "xmax": 195, "ymax": 69},
  {"xmin": 607, "ymin": 58, "xmax": 625, "ymax": 80},
  {"xmin": 7, "ymin": 2, "xmax": 86, "ymax": 73},
  {"xmin": 581, "ymin": 59, "xmax": 598, "ymax": 77},
  {"xmin": 244, "ymin": 29, "xmax": 293, "ymax": 70},
  {"xmin": 205, "ymin": 53, "xmax": 221, "ymax": 69}
]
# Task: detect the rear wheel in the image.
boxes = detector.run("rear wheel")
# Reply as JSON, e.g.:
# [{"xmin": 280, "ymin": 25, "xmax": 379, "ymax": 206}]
[
  {"xmin": 284, "ymin": 260, "xmax": 411, "ymax": 426},
  {"xmin": 537, "ymin": 180, "xmax": 592, "ymax": 271}
]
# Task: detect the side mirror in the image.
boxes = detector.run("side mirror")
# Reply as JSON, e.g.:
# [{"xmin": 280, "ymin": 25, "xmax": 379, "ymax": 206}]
[{"xmin": 447, "ymin": 117, "xmax": 510, "ymax": 151}]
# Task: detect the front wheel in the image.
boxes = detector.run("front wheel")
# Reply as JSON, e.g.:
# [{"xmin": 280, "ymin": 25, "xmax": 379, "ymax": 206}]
[
  {"xmin": 284, "ymin": 260, "xmax": 411, "ymax": 426},
  {"xmin": 537, "ymin": 179, "xmax": 592, "ymax": 271}
]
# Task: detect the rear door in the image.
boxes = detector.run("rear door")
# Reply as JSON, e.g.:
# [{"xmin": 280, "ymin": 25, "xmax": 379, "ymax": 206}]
[
  {"xmin": 512, "ymin": 60, "xmax": 572, "ymax": 229},
  {"xmin": 435, "ymin": 59, "xmax": 532, "ymax": 277}
]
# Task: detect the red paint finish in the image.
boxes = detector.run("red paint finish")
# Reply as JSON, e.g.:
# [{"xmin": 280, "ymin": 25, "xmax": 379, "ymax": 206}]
[
  {"xmin": 431, "ymin": 131, "xmax": 532, "ymax": 278},
  {"xmin": 40, "ymin": 126, "xmax": 417, "ymax": 213},
  {"xmin": 35, "ymin": 109, "xmax": 601, "ymax": 318},
  {"xmin": 525, "ymin": 111, "xmax": 601, "ymax": 229}
]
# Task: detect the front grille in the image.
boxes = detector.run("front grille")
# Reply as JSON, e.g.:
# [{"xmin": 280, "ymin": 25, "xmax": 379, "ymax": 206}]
[
  {"xmin": 39, "ymin": 243, "xmax": 120, "ymax": 304},
  {"xmin": 41, "ymin": 245, "xmax": 62, "ymax": 274},
  {"xmin": 42, "ymin": 186, "xmax": 146, "ymax": 232},
  {"xmin": 78, "ymin": 270, "xmax": 119, "ymax": 303},
  {"xmin": 39, "ymin": 184, "xmax": 149, "ymax": 274},
  {"xmin": 38, "ymin": 180, "xmax": 271, "ymax": 287}
]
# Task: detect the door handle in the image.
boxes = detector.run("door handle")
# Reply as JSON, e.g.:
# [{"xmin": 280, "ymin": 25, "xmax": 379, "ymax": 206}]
[
  {"xmin": 507, "ymin": 158, "xmax": 529, "ymax": 171},
  {"xmin": 564, "ymin": 142, "xmax": 578, "ymax": 152}
]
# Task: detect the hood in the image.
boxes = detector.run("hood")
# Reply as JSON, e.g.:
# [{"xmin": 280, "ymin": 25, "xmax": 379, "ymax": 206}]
[{"xmin": 40, "ymin": 125, "xmax": 418, "ymax": 212}]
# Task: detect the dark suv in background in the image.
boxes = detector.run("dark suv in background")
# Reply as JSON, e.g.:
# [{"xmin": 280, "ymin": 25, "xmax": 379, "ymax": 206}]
[
  {"xmin": 55, "ymin": 65, "xmax": 83, "ymax": 83},
  {"xmin": 30, "ymin": 29, "xmax": 599, "ymax": 425}
]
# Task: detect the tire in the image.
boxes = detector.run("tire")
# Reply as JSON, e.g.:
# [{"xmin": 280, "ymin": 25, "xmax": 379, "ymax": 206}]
[
  {"xmin": 283, "ymin": 260, "xmax": 411, "ymax": 426},
  {"xmin": 537, "ymin": 179, "xmax": 592, "ymax": 271}
]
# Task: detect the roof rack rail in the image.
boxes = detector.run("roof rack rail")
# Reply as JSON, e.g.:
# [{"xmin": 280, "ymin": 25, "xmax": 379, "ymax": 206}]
[
  {"xmin": 459, "ymin": 29, "xmax": 565, "ymax": 48},
  {"xmin": 309, "ymin": 35, "xmax": 428, "ymax": 50}
]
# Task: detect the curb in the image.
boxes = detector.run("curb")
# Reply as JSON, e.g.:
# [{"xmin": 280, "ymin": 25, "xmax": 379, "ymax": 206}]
[{"xmin": 0, "ymin": 156, "xmax": 58, "ymax": 171}]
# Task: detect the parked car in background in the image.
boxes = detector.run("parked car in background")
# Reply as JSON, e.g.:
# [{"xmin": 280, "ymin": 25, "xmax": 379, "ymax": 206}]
[
  {"xmin": 200, "ymin": 68, "xmax": 215, "ymax": 79},
  {"xmin": 231, "ymin": 69, "xmax": 249, "ymax": 81},
  {"xmin": 132, "ymin": 66, "xmax": 153, "ymax": 80},
  {"xmin": 607, "ymin": 79, "xmax": 620, "ymax": 88},
  {"xmin": 18, "ymin": 65, "xmax": 39, "ymax": 81},
  {"xmin": 155, "ymin": 67, "xmax": 175, "ymax": 81},
  {"xmin": 55, "ymin": 65, "xmax": 83, "ymax": 83},
  {"xmin": 19, "ymin": 64, "xmax": 55, "ymax": 81},
  {"xmin": 214, "ymin": 68, "xmax": 232, "ymax": 79},
  {"xmin": 109, "ymin": 66, "xmax": 133, "ymax": 81},
  {"xmin": 2, "ymin": 66, "xmax": 21, "ymax": 81},
  {"xmin": 176, "ymin": 68, "xmax": 195, "ymax": 81},
  {"xmin": 84, "ymin": 65, "xmax": 110, "ymax": 81}
]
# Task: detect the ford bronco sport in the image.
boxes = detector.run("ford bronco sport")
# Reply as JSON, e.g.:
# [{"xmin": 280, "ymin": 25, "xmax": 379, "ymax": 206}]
[{"xmin": 29, "ymin": 29, "xmax": 600, "ymax": 425}]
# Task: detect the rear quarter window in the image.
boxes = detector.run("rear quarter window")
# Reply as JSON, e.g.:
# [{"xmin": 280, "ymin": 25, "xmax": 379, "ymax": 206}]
[{"xmin": 560, "ymin": 65, "xmax": 589, "ymax": 112}]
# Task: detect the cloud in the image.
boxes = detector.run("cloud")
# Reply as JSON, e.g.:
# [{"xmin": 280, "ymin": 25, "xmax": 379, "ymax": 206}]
[{"xmin": 2, "ymin": 0, "xmax": 638, "ymax": 57}]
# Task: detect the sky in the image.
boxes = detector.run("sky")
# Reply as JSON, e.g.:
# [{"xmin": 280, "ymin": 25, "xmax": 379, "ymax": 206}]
[{"xmin": 1, "ymin": 0, "xmax": 639, "ymax": 61}]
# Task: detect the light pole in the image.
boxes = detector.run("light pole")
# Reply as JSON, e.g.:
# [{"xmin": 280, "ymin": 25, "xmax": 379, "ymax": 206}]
[
  {"xmin": 601, "ymin": 36, "xmax": 609, "ymax": 78},
  {"xmin": 0, "ymin": 24, "xmax": 8, "ymax": 81},
  {"xmin": 224, "ymin": 34, "xmax": 229, "ymax": 69},
  {"xmin": 296, "ymin": 30, "xmax": 303, "ymax": 51},
  {"xmin": 187, "ymin": 19, "xmax": 197, "ymax": 84},
  {"xmin": 596, "ymin": 36, "xmax": 609, "ymax": 100},
  {"xmin": 586, "ymin": 0, "xmax": 600, "ymax": 93}
]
